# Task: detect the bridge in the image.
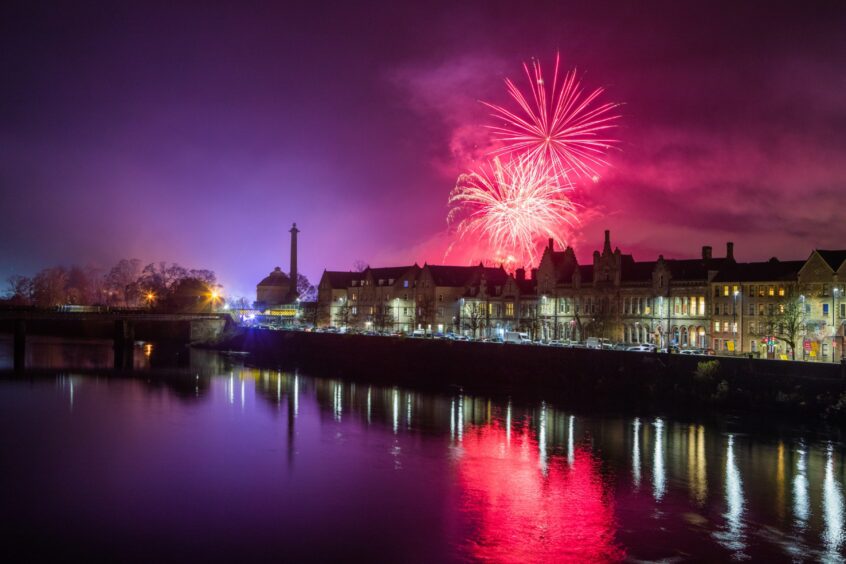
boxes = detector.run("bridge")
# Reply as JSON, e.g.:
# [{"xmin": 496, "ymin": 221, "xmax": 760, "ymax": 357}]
[{"xmin": 0, "ymin": 310, "xmax": 232, "ymax": 371}]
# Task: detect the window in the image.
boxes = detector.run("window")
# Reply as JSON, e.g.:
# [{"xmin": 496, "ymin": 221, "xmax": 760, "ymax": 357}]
[
  {"xmin": 714, "ymin": 287, "xmax": 720, "ymax": 297},
  {"xmin": 388, "ymin": 279, "xmax": 394, "ymax": 285},
  {"xmin": 403, "ymin": 307, "xmax": 408, "ymax": 316},
  {"xmin": 748, "ymin": 285, "xmax": 755, "ymax": 297},
  {"xmin": 823, "ymin": 303, "xmax": 830, "ymax": 316},
  {"xmin": 758, "ymin": 304, "xmax": 765, "ymax": 316},
  {"xmin": 351, "ymin": 293, "xmax": 357, "ymax": 301},
  {"xmin": 351, "ymin": 306, "xmax": 358, "ymax": 316},
  {"xmin": 758, "ymin": 286, "xmax": 765, "ymax": 297},
  {"xmin": 713, "ymin": 320, "xmax": 720, "ymax": 332},
  {"xmin": 437, "ymin": 307, "xmax": 444, "ymax": 317},
  {"xmin": 778, "ymin": 286, "xmax": 785, "ymax": 297},
  {"xmin": 368, "ymin": 306, "xmax": 374, "ymax": 315},
  {"xmin": 768, "ymin": 286, "xmax": 775, "ymax": 297},
  {"xmin": 841, "ymin": 303, "xmax": 845, "ymax": 318},
  {"xmin": 505, "ymin": 303, "xmax": 514, "ymax": 317},
  {"xmin": 699, "ymin": 297, "xmax": 706, "ymax": 316},
  {"xmin": 351, "ymin": 280, "xmax": 357, "ymax": 286},
  {"xmin": 723, "ymin": 285, "xmax": 730, "ymax": 297},
  {"xmin": 438, "ymin": 294, "xmax": 443, "ymax": 302},
  {"xmin": 733, "ymin": 285, "xmax": 739, "ymax": 295},
  {"xmin": 403, "ymin": 280, "xmax": 409, "ymax": 288},
  {"xmin": 748, "ymin": 303, "xmax": 754, "ymax": 316},
  {"xmin": 822, "ymin": 284, "xmax": 830, "ymax": 296}
]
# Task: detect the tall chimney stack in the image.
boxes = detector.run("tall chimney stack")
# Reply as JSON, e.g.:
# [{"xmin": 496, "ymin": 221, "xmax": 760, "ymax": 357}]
[
  {"xmin": 726, "ymin": 241, "xmax": 734, "ymax": 262},
  {"xmin": 702, "ymin": 246, "xmax": 712, "ymax": 261},
  {"xmin": 289, "ymin": 223, "xmax": 299, "ymax": 298}
]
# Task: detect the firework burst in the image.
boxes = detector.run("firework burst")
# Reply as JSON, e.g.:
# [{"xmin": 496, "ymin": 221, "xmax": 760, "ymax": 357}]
[
  {"xmin": 483, "ymin": 52, "xmax": 620, "ymax": 181},
  {"xmin": 447, "ymin": 156, "xmax": 577, "ymax": 268}
]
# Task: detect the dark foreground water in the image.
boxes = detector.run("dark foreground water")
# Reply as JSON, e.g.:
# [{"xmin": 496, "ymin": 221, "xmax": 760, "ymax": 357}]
[{"xmin": 0, "ymin": 338, "xmax": 844, "ymax": 562}]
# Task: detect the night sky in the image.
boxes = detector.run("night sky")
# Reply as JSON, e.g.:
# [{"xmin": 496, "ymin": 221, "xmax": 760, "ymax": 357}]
[{"xmin": 2, "ymin": 1, "xmax": 845, "ymax": 298}]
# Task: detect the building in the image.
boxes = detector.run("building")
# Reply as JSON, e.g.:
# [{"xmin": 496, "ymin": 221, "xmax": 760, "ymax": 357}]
[
  {"xmin": 255, "ymin": 223, "xmax": 302, "ymax": 322},
  {"xmin": 314, "ymin": 230, "xmax": 846, "ymax": 361}
]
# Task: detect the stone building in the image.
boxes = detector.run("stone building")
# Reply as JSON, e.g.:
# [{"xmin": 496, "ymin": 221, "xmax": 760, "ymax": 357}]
[
  {"xmin": 314, "ymin": 230, "xmax": 846, "ymax": 361},
  {"xmin": 255, "ymin": 223, "xmax": 300, "ymax": 311}
]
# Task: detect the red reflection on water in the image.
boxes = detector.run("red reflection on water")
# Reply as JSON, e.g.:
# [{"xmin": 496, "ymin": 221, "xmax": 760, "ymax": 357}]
[{"xmin": 456, "ymin": 421, "xmax": 624, "ymax": 563}]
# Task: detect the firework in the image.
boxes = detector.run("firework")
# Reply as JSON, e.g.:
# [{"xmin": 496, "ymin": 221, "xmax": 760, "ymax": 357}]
[
  {"xmin": 483, "ymin": 53, "xmax": 620, "ymax": 181},
  {"xmin": 447, "ymin": 156, "xmax": 577, "ymax": 268}
]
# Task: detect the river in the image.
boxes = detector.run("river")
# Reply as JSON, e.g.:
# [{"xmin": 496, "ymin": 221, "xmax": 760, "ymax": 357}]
[{"xmin": 0, "ymin": 337, "xmax": 843, "ymax": 562}]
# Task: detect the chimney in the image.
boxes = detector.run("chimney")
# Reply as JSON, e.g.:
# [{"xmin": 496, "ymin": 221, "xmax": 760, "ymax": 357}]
[
  {"xmin": 531, "ymin": 268, "xmax": 538, "ymax": 280},
  {"xmin": 702, "ymin": 245, "xmax": 712, "ymax": 261},
  {"xmin": 603, "ymin": 230, "xmax": 612, "ymax": 255},
  {"xmin": 289, "ymin": 223, "xmax": 300, "ymax": 296},
  {"xmin": 515, "ymin": 268, "xmax": 526, "ymax": 281},
  {"xmin": 726, "ymin": 241, "xmax": 734, "ymax": 261},
  {"xmin": 548, "ymin": 237, "xmax": 554, "ymax": 252}
]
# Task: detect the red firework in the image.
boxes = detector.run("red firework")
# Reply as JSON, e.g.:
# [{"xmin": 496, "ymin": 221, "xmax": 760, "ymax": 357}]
[{"xmin": 483, "ymin": 52, "xmax": 620, "ymax": 181}]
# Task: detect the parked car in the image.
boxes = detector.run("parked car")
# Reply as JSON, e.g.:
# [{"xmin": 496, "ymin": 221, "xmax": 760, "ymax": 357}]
[
  {"xmin": 548, "ymin": 340, "xmax": 565, "ymax": 347},
  {"xmin": 679, "ymin": 349, "xmax": 704, "ymax": 355},
  {"xmin": 626, "ymin": 344, "xmax": 657, "ymax": 352},
  {"xmin": 585, "ymin": 337, "xmax": 612, "ymax": 350},
  {"xmin": 410, "ymin": 329, "xmax": 427, "ymax": 337},
  {"xmin": 504, "ymin": 331, "xmax": 533, "ymax": 344},
  {"xmin": 612, "ymin": 343, "xmax": 629, "ymax": 351}
]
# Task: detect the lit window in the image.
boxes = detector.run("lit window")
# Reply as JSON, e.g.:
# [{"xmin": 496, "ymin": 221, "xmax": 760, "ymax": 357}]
[
  {"xmin": 823, "ymin": 303, "xmax": 830, "ymax": 316},
  {"xmin": 713, "ymin": 320, "xmax": 720, "ymax": 332},
  {"xmin": 768, "ymin": 286, "xmax": 775, "ymax": 296},
  {"xmin": 699, "ymin": 297, "xmax": 705, "ymax": 316},
  {"xmin": 778, "ymin": 286, "xmax": 785, "ymax": 297},
  {"xmin": 505, "ymin": 303, "xmax": 514, "ymax": 317},
  {"xmin": 403, "ymin": 280, "xmax": 409, "ymax": 288},
  {"xmin": 723, "ymin": 285, "xmax": 729, "ymax": 297}
]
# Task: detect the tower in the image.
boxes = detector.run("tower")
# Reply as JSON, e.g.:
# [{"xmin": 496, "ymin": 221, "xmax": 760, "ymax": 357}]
[{"xmin": 289, "ymin": 223, "xmax": 299, "ymax": 299}]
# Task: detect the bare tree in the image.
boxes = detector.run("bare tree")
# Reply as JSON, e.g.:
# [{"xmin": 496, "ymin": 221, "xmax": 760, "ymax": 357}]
[
  {"xmin": 373, "ymin": 305, "xmax": 394, "ymax": 332},
  {"xmin": 336, "ymin": 301, "xmax": 352, "ymax": 328},
  {"xmin": 352, "ymin": 259, "xmax": 368, "ymax": 273},
  {"xmin": 32, "ymin": 267, "xmax": 68, "ymax": 307},
  {"xmin": 5, "ymin": 275, "xmax": 33, "ymax": 305},
  {"xmin": 756, "ymin": 295, "xmax": 805, "ymax": 360},
  {"xmin": 296, "ymin": 274, "xmax": 316, "ymax": 301},
  {"xmin": 414, "ymin": 294, "xmax": 435, "ymax": 331},
  {"xmin": 105, "ymin": 259, "xmax": 142, "ymax": 306},
  {"xmin": 462, "ymin": 301, "xmax": 485, "ymax": 339}
]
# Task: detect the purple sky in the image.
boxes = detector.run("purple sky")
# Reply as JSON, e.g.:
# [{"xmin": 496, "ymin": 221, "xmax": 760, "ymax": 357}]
[{"xmin": 2, "ymin": 1, "xmax": 845, "ymax": 298}]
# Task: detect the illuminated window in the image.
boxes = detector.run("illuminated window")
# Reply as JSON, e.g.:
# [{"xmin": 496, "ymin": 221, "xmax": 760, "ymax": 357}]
[
  {"xmin": 823, "ymin": 303, "xmax": 830, "ymax": 316},
  {"xmin": 723, "ymin": 285, "xmax": 729, "ymax": 297},
  {"xmin": 403, "ymin": 280, "xmax": 409, "ymax": 288},
  {"xmin": 733, "ymin": 285, "xmax": 739, "ymax": 295},
  {"xmin": 713, "ymin": 320, "xmax": 720, "ymax": 332},
  {"xmin": 699, "ymin": 297, "xmax": 705, "ymax": 316},
  {"xmin": 768, "ymin": 286, "xmax": 775, "ymax": 296},
  {"xmin": 351, "ymin": 306, "xmax": 358, "ymax": 316},
  {"xmin": 758, "ymin": 286, "xmax": 765, "ymax": 297},
  {"xmin": 778, "ymin": 286, "xmax": 785, "ymax": 297},
  {"xmin": 505, "ymin": 303, "xmax": 514, "ymax": 317}
]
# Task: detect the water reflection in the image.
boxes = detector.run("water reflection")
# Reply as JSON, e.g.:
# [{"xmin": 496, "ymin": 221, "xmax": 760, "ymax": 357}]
[
  {"xmin": 633, "ymin": 418, "xmax": 641, "ymax": 488},
  {"xmin": 455, "ymin": 415, "xmax": 623, "ymax": 562},
  {"xmin": 716, "ymin": 434, "xmax": 746, "ymax": 557},
  {"xmin": 823, "ymin": 445, "xmax": 845, "ymax": 562},
  {"xmin": 2, "ymin": 339, "xmax": 846, "ymax": 562},
  {"xmin": 653, "ymin": 418, "xmax": 665, "ymax": 501}
]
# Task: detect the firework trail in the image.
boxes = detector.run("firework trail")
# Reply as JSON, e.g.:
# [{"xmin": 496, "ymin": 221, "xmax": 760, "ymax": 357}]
[
  {"xmin": 447, "ymin": 156, "xmax": 577, "ymax": 268},
  {"xmin": 483, "ymin": 52, "xmax": 620, "ymax": 181}
]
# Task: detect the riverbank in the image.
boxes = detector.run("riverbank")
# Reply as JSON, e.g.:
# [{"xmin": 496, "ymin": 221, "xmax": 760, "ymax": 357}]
[{"xmin": 210, "ymin": 328, "xmax": 846, "ymax": 422}]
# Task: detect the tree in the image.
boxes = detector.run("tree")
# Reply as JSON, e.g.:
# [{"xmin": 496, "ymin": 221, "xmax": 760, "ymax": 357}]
[
  {"xmin": 64, "ymin": 266, "xmax": 91, "ymax": 305},
  {"xmin": 757, "ymin": 295, "xmax": 805, "ymax": 360},
  {"xmin": 373, "ymin": 305, "xmax": 394, "ymax": 332},
  {"xmin": 462, "ymin": 301, "xmax": 485, "ymax": 339},
  {"xmin": 5, "ymin": 275, "xmax": 33, "ymax": 305},
  {"xmin": 519, "ymin": 303, "xmax": 541, "ymax": 340},
  {"xmin": 336, "ymin": 301, "xmax": 352, "ymax": 328},
  {"xmin": 32, "ymin": 267, "xmax": 68, "ymax": 307},
  {"xmin": 414, "ymin": 294, "xmax": 435, "ymax": 332},
  {"xmin": 296, "ymin": 274, "xmax": 316, "ymax": 302},
  {"xmin": 352, "ymin": 259, "xmax": 368, "ymax": 273},
  {"xmin": 105, "ymin": 259, "xmax": 142, "ymax": 307}
]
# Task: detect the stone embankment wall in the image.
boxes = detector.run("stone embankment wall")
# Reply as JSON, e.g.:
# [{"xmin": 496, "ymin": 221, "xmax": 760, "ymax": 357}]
[{"xmin": 219, "ymin": 329, "xmax": 846, "ymax": 421}]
